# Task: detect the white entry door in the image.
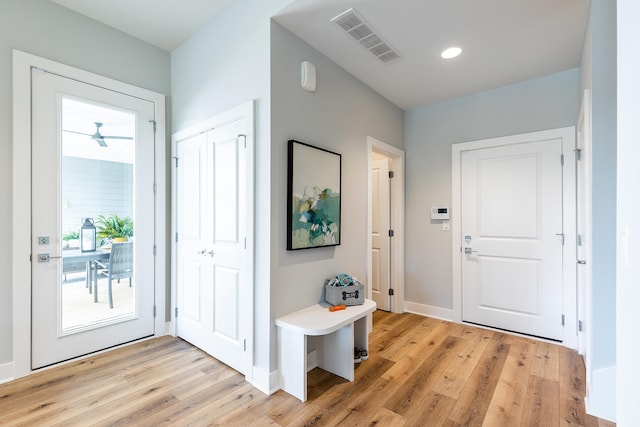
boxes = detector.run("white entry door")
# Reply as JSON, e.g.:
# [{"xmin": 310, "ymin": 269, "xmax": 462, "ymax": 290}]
[
  {"xmin": 371, "ymin": 157, "xmax": 391, "ymax": 310},
  {"xmin": 31, "ymin": 68, "xmax": 156, "ymax": 369},
  {"xmin": 175, "ymin": 113, "xmax": 252, "ymax": 376},
  {"xmin": 461, "ymin": 138, "xmax": 564, "ymax": 340}
]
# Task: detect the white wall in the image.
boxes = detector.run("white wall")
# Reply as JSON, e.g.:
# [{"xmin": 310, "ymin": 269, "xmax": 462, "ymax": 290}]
[
  {"xmin": 1, "ymin": 0, "xmax": 170, "ymax": 367},
  {"xmin": 269, "ymin": 22, "xmax": 404, "ymax": 372},
  {"xmin": 617, "ymin": 1, "xmax": 640, "ymax": 424},
  {"xmin": 404, "ymin": 69, "xmax": 580, "ymax": 311}
]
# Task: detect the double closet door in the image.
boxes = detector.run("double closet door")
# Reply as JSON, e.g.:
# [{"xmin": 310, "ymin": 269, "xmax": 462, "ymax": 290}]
[{"xmin": 174, "ymin": 108, "xmax": 253, "ymax": 376}]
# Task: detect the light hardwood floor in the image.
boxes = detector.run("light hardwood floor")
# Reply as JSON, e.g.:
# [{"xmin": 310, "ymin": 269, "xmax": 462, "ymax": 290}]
[{"xmin": 0, "ymin": 311, "xmax": 615, "ymax": 426}]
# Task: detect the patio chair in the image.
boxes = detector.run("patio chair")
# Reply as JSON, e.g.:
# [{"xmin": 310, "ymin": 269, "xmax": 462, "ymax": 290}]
[{"xmin": 94, "ymin": 242, "xmax": 133, "ymax": 309}]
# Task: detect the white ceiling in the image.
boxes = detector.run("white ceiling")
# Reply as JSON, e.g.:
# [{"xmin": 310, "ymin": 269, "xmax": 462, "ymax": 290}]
[
  {"xmin": 49, "ymin": 0, "xmax": 590, "ymax": 110},
  {"xmin": 50, "ymin": 0, "xmax": 234, "ymax": 51}
]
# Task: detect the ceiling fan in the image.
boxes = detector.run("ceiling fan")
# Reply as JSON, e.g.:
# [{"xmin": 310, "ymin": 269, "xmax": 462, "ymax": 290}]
[{"xmin": 64, "ymin": 122, "xmax": 133, "ymax": 147}]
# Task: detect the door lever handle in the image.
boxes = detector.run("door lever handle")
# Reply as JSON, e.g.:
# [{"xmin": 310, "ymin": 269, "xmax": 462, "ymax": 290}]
[
  {"xmin": 38, "ymin": 253, "xmax": 62, "ymax": 262},
  {"xmin": 206, "ymin": 250, "xmax": 215, "ymax": 257},
  {"xmin": 464, "ymin": 247, "xmax": 477, "ymax": 255},
  {"xmin": 197, "ymin": 249, "xmax": 207, "ymax": 255}
]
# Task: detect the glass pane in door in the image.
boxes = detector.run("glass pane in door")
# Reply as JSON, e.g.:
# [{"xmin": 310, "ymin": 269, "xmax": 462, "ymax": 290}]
[{"xmin": 60, "ymin": 97, "xmax": 136, "ymax": 333}]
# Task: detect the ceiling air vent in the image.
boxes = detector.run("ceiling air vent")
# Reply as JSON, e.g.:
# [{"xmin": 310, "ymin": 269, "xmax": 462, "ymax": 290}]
[{"xmin": 331, "ymin": 8, "xmax": 400, "ymax": 64}]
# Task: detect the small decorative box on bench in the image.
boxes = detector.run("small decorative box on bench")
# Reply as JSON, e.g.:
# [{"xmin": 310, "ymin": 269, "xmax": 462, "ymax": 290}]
[{"xmin": 324, "ymin": 273, "xmax": 364, "ymax": 306}]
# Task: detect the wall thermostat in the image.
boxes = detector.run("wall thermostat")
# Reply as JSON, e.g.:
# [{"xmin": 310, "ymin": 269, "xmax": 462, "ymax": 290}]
[{"xmin": 430, "ymin": 206, "xmax": 449, "ymax": 220}]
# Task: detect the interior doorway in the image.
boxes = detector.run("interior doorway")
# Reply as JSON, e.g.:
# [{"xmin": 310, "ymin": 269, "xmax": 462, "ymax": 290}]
[{"xmin": 367, "ymin": 137, "xmax": 405, "ymax": 313}]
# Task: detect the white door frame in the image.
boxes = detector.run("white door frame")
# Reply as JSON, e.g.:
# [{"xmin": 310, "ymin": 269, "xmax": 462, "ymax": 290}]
[
  {"xmin": 367, "ymin": 137, "xmax": 405, "ymax": 313},
  {"xmin": 451, "ymin": 127, "xmax": 577, "ymax": 348},
  {"xmin": 577, "ymin": 90, "xmax": 593, "ymax": 387},
  {"xmin": 170, "ymin": 101, "xmax": 255, "ymax": 381},
  {"xmin": 12, "ymin": 50, "xmax": 167, "ymax": 379}
]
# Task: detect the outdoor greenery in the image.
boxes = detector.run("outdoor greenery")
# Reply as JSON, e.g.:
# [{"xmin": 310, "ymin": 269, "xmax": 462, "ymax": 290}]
[
  {"xmin": 95, "ymin": 214, "xmax": 133, "ymax": 245},
  {"xmin": 62, "ymin": 230, "xmax": 79, "ymax": 241}
]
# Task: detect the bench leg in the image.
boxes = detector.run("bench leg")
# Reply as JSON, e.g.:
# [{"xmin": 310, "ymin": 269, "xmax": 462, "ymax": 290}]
[
  {"xmin": 316, "ymin": 323, "xmax": 354, "ymax": 382},
  {"xmin": 278, "ymin": 327, "xmax": 307, "ymax": 402}
]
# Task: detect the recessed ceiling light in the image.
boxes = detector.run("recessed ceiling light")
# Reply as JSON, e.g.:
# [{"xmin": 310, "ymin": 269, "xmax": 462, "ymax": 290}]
[{"xmin": 441, "ymin": 47, "xmax": 462, "ymax": 59}]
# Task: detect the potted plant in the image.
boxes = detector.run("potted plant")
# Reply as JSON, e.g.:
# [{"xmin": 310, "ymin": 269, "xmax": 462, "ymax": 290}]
[
  {"xmin": 95, "ymin": 214, "xmax": 133, "ymax": 246},
  {"xmin": 62, "ymin": 230, "xmax": 79, "ymax": 249}
]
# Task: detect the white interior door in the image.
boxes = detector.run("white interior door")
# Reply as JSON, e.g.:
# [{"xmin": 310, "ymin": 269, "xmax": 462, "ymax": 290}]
[
  {"xmin": 461, "ymin": 138, "xmax": 564, "ymax": 340},
  {"xmin": 175, "ymin": 116, "xmax": 251, "ymax": 375},
  {"xmin": 371, "ymin": 157, "xmax": 391, "ymax": 311},
  {"xmin": 31, "ymin": 68, "xmax": 156, "ymax": 369}
]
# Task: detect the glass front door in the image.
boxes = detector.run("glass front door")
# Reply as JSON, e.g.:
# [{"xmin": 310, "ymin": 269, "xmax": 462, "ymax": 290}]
[{"xmin": 31, "ymin": 68, "xmax": 156, "ymax": 369}]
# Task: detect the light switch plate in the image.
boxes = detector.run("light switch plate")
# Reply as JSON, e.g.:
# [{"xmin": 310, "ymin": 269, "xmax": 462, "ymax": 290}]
[{"xmin": 442, "ymin": 221, "xmax": 450, "ymax": 231}]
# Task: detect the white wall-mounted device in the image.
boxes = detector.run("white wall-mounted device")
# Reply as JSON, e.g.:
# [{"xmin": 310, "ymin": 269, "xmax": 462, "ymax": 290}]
[
  {"xmin": 301, "ymin": 61, "xmax": 316, "ymax": 92},
  {"xmin": 430, "ymin": 206, "xmax": 449, "ymax": 220}
]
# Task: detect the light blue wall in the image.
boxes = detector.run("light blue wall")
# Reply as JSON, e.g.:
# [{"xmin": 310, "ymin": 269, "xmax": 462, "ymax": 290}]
[
  {"xmin": 1, "ymin": 0, "xmax": 170, "ymax": 365},
  {"xmin": 581, "ymin": 0, "xmax": 617, "ymax": 371},
  {"xmin": 270, "ymin": 22, "xmax": 404, "ymax": 371},
  {"xmin": 405, "ymin": 69, "xmax": 580, "ymax": 310}
]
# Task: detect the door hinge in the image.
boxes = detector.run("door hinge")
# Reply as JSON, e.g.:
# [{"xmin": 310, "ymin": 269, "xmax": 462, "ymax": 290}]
[
  {"xmin": 388, "ymin": 171, "xmax": 395, "ymax": 179},
  {"xmin": 153, "ymin": 244, "xmax": 157, "ymax": 256},
  {"xmin": 153, "ymin": 305, "xmax": 157, "ymax": 318},
  {"xmin": 574, "ymin": 148, "xmax": 582, "ymax": 161},
  {"xmin": 175, "ymin": 307, "xmax": 178, "ymax": 318},
  {"xmin": 578, "ymin": 320, "xmax": 583, "ymax": 332},
  {"xmin": 175, "ymin": 232, "xmax": 179, "ymax": 243},
  {"xmin": 388, "ymin": 289, "xmax": 395, "ymax": 296},
  {"xmin": 561, "ymin": 314, "xmax": 565, "ymax": 326},
  {"xmin": 561, "ymin": 154, "xmax": 565, "ymax": 166},
  {"xmin": 172, "ymin": 156, "xmax": 179, "ymax": 168},
  {"xmin": 153, "ymin": 182, "xmax": 157, "ymax": 195},
  {"xmin": 149, "ymin": 119, "xmax": 157, "ymax": 133},
  {"xmin": 244, "ymin": 237, "xmax": 247, "ymax": 250},
  {"xmin": 238, "ymin": 134, "xmax": 247, "ymax": 149},
  {"xmin": 243, "ymin": 339, "xmax": 247, "ymax": 352},
  {"xmin": 388, "ymin": 229, "xmax": 394, "ymax": 237}
]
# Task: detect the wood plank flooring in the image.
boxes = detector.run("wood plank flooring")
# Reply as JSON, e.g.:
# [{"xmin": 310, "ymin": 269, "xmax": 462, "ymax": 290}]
[{"xmin": 0, "ymin": 311, "xmax": 615, "ymax": 426}]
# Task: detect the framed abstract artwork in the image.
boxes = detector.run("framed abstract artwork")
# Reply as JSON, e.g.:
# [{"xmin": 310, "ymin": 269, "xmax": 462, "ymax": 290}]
[{"xmin": 287, "ymin": 140, "xmax": 342, "ymax": 250}]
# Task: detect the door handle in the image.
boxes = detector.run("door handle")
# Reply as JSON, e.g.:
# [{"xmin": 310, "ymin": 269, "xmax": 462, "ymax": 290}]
[
  {"xmin": 464, "ymin": 247, "xmax": 477, "ymax": 255},
  {"xmin": 206, "ymin": 250, "xmax": 215, "ymax": 257},
  {"xmin": 197, "ymin": 249, "xmax": 207, "ymax": 255},
  {"xmin": 577, "ymin": 260, "xmax": 586, "ymax": 265},
  {"xmin": 38, "ymin": 253, "xmax": 62, "ymax": 263}
]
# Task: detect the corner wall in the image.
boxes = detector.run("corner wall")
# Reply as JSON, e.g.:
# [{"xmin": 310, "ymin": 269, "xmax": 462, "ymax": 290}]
[
  {"xmin": 1, "ymin": 0, "xmax": 169, "ymax": 369},
  {"xmin": 269, "ymin": 22, "xmax": 404, "ymax": 373},
  {"xmin": 170, "ymin": 0, "xmax": 293, "ymax": 390},
  {"xmin": 579, "ymin": 0, "xmax": 617, "ymax": 421},
  {"xmin": 404, "ymin": 69, "xmax": 580, "ymax": 313}
]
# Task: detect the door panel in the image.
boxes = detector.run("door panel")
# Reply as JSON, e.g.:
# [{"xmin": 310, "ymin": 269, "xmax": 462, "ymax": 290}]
[
  {"xmin": 176, "ymin": 117, "xmax": 250, "ymax": 375},
  {"xmin": 31, "ymin": 69, "xmax": 155, "ymax": 369},
  {"xmin": 371, "ymin": 158, "xmax": 391, "ymax": 311},
  {"xmin": 461, "ymin": 139, "xmax": 563, "ymax": 340}
]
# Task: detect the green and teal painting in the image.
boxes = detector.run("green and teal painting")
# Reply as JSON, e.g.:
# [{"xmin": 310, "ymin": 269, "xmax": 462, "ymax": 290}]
[
  {"xmin": 287, "ymin": 140, "xmax": 341, "ymax": 250},
  {"xmin": 291, "ymin": 185, "xmax": 340, "ymax": 249}
]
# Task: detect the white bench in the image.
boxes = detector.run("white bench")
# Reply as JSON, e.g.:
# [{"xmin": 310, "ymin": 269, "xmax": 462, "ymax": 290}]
[{"xmin": 275, "ymin": 299, "xmax": 377, "ymax": 402}]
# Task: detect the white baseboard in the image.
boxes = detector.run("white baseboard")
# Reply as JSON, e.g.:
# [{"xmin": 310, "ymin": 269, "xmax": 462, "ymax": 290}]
[
  {"xmin": 251, "ymin": 365, "xmax": 281, "ymax": 396},
  {"xmin": 585, "ymin": 365, "xmax": 616, "ymax": 422},
  {"xmin": 404, "ymin": 301, "xmax": 454, "ymax": 322},
  {"xmin": 0, "ymin": 362, "xmax": 14, "ymax": 384}
]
